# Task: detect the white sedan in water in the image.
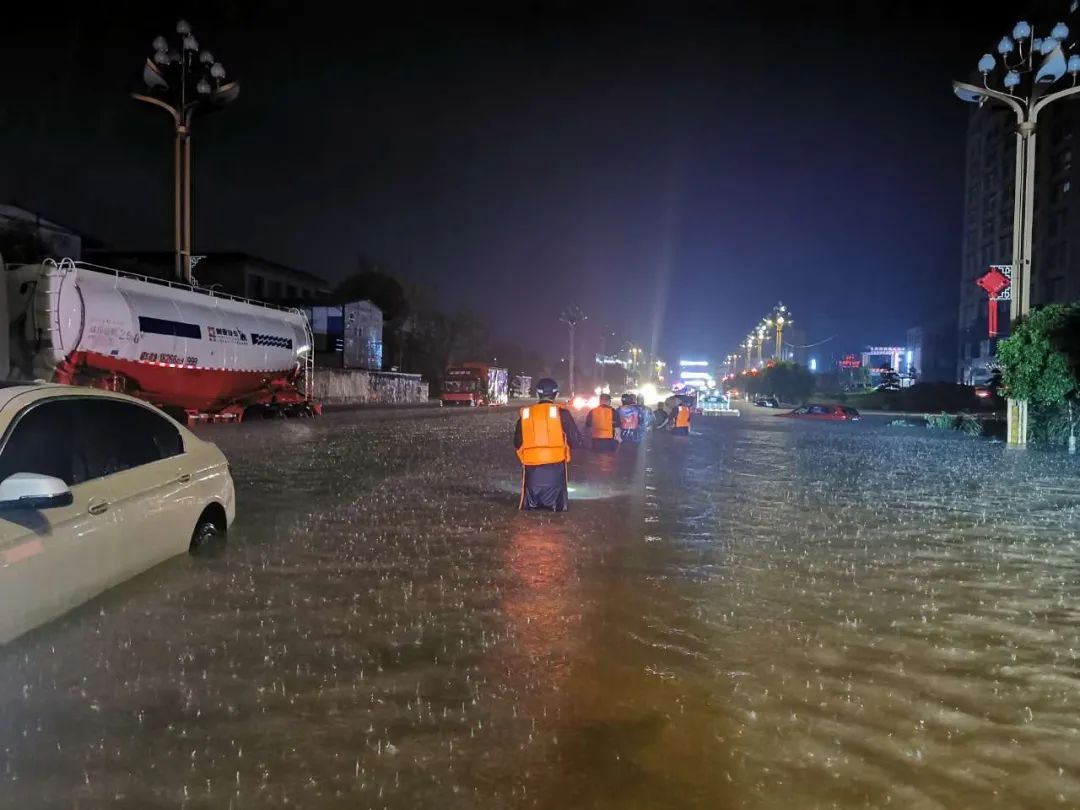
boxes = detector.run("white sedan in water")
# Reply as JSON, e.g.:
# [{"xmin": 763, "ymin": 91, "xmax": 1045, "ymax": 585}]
[{"xmin": 0, "ymin": 384, "xmax": 235, "ymax": 644}]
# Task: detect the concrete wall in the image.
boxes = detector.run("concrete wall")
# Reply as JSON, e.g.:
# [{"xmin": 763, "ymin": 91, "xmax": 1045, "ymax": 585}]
[{"xmin": 313, "ymin": 368, "xmax": 428, "ymax": 405}]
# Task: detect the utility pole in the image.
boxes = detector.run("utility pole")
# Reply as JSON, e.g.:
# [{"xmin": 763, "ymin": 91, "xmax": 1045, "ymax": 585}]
[{"xmin": 559, "ymin": 304, "xmax": 586, "ymax": 399}]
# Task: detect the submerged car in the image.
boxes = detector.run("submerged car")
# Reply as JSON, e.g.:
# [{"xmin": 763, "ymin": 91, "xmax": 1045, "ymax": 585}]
[
  {"xmin": 781, "ymin": 403, "xmax": 861, "ymax": 421},
  {"xmin": 0, "ymin": 384, "xmax": 235, "ymax": 644},
  {"xmin": 754, "ymin": 396, "xmax": 780, "ymax": 408}
]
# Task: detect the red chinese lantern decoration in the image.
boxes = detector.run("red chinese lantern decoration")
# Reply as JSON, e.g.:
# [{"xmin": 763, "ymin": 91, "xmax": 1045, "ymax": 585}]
[{"xmin": 976, "ymin": 267, "xmax": 1011, "ymax": 337}]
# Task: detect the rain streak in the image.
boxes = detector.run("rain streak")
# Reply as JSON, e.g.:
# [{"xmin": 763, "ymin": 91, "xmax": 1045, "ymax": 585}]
[{"xmin": 2, "ymin": 407, "xmax": 1079, "ymax": 809}]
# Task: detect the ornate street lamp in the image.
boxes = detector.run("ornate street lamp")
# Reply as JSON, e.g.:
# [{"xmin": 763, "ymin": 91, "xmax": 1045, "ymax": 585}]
[
  {"xmin": 954, "ymin": 18, "xmax": 1080, "ymax": 445},
  {"xmin": 133, "ymin": 20, "xmax": 239, "ymax": 283},
  {"xmin": 755, "ymin": 323, "xmax": 768, "ymax": 367},
  {"xmin": 767, "ymin": 303, "xmax": 792, "ymax": 361}
]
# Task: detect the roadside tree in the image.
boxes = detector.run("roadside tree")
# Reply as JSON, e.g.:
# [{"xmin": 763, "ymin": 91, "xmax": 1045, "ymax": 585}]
[{"xmin": 997, "ymin": 303, "xmax": 1080, "ymax": 450}]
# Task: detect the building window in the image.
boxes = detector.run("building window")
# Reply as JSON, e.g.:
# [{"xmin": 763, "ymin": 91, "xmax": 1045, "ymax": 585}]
[
  {"xmin": 286, "ymin": 284, "xmax": 298, "ymax": 299},
  {"xmin": 267, "ymin": 280, "xmax": 282, "ymax": 299},
  {"xmin": 249, "ymin": 274, "xmax": 265, "ymax": 298}
]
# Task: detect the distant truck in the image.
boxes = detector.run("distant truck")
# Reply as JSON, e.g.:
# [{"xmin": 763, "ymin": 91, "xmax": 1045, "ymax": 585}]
[
  {"xmin": 511, "ymin": 374, "xmax": 532, "ymax": 399},
  {"xmin": 441, "ymin": 363, "xmax": 509, "ymax": 406}
]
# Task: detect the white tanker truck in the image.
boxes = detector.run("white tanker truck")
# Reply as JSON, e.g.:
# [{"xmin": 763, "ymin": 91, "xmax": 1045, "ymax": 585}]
[{"xmin": 2, "ymin": 256, "xmax": 318, "ymax": 422}]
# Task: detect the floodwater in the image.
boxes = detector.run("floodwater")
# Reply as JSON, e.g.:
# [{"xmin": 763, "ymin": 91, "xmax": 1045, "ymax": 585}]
[{"xmin": 2, "ymin": 407, "xmax": 1080, "ymax": 809}]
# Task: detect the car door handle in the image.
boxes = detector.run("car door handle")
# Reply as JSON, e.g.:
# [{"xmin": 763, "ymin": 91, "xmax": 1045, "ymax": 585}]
[
  {"xmin": 177, "ymin": 473, "xmax": 192, "ymax": 484},
  {"xmin": 88, "ymin": 499, "xmax": 109, "ymax": 516}
]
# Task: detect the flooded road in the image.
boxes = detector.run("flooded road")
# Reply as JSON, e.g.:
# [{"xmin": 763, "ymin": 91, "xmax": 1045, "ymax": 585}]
[{"xmin": 3, "ymin": 407, "xmax": 1080, "ymax": 808}]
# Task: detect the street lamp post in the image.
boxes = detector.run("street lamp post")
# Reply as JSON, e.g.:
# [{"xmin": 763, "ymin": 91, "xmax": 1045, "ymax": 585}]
[
  {"xmin": 769, "ymin": 303, "xmax": 791, "ymax": 361},
  {"xmin": 954, "ymin": 18, "xmax": 1080, "ymax": 446},
  {"xmin": 755, "ymin": 323, "xmax": 767, "ymax": 367},
  {"xmin": 133, "ymin": 20, "xmax": 239, "ymax": 283},
  {"xmin": 744, "ymin": 336, "xmax": 754, "ymax": 368},
  {"xmin": 559, "ymin": 304, "xmax": 586, "ymax": 399}
]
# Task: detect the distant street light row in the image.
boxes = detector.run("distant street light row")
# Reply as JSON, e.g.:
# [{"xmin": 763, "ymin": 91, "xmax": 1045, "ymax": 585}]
[{"xmin": 725, "ymin": 303, "xmax": 793, "ymax": 374}]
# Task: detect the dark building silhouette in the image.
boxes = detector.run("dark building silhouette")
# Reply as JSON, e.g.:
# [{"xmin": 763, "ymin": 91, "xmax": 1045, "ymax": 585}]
[{"xmin": 84, "ymin": 250, "xmax": 330, "ymax": 303}]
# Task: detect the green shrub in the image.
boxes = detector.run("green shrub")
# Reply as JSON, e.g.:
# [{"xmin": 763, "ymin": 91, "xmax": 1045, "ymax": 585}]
[
  {"xmin": 958, "ymin": 414, "xmax": 984, "ymax": 436},
  {"xmin": 924, "ymin": 412, "xmax": 984, "ymax": 436},
  {"xmin": 925, "ymin": 412, "xmax": 955, "ymax": 430},
  {"xmin": 996, "ymin": 303, "xmax": 1080, "ymax": 449},
  {"xmin": 1028, "ymin": 403, "xmax": 1077, "ymax": 449}
]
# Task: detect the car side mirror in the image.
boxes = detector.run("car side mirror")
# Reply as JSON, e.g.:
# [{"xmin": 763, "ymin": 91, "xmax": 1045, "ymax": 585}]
[{"xmin": 0, "ymin": 473, "xmax": 73, "ymax": 510}]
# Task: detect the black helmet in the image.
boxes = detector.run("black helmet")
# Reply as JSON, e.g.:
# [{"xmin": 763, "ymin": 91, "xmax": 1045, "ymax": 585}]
[
  {"xmin": 621, "ymin": 393, "xmax": 636, "ymax": 405},
  {"xmin": 535, "ymin": 378, "xmax": 559, "ymax": 399}
]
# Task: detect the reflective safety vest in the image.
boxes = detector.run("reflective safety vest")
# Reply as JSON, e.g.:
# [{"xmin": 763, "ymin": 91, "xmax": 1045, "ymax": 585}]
[
  {"xmin": 517, "ymin": 403, "xmax": 571, "ymax": 466},
  {"xmin": 618, "ymin": 407, "xmax": 640, "ymax": 431},
  {"xmin": 590, "ymin": 405, "xmax": 616, "ymax": 439},
  {"xmin": 674, "ymin": 404, "xmax": 691, "ymax": 429}
]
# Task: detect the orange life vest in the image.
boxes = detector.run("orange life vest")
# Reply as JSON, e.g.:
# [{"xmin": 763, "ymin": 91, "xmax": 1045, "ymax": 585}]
[
  {"xmin": 517, "ymin": 403, "xmax": 571, "ymax": 466},
  {"xmin": 589, "ymin": 405, "xmax": 616, "ymax": 439},
  {"xmin": 674, "ymin": 404, "xmax": 691, "ymax": 429}
]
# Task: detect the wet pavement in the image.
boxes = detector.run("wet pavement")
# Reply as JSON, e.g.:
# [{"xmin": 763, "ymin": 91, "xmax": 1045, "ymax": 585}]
[{"xmin": 2, "ymin": 407, "xmax": 1080, "ymax": 809}]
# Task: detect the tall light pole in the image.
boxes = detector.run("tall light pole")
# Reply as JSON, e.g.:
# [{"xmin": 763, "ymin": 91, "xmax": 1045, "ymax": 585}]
[
  {"xmin": 744, "ymin": 335, "xmax": 754, "ymax": 368},
  {"xmin": 768, "ymin": 303, "xmax": 791, "ymax": 361},
  {"xmin": 560, "ymin": 304, "xmax": 586, "ymax": 398},
  {"xmin": 954, "ymin": 18, "xmax": 1080, "ymax": 446},
  {"xmin": 774, "ymin": 314, "xmax": 786, "ymax": 360},
  {"xmin": 133, "ymin": 20, "xmax": 239, "ymax": 283},
  {"xmin": 755, "ymin": 323, "xmax": 767, "ymax": 367}
]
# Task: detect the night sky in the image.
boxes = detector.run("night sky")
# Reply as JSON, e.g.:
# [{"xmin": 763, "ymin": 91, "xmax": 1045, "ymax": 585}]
[{"xmin": 0, "ymin": 1, "xmax": 1043, "ymax": 361}]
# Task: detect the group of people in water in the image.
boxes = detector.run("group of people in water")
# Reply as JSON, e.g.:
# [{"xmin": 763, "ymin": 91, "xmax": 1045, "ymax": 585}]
[{"xmin": 513, "ymin": 378, "xmax": 692, "ymax": 511}]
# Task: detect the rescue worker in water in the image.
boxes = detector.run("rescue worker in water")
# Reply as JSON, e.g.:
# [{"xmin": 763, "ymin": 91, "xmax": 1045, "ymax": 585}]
[
  {"xmin": 617, "ymin": 393, "xmax": 644, "ymax": 444},
  {"xmin": 671, "ymin": 397, "xmax": 692, "ymax": 436},
  {"xmin": 513, "ymin": 378, "xmax": 584, "ymax": 511},
  {"xmin": 584, "ymin": 393, "xmax": 619, "ymax": 452}
]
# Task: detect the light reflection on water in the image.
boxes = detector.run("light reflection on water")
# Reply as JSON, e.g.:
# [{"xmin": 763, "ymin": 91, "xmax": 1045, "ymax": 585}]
[{"xmin": 0, "ymin": 408, "xmax": 1078, "ymax": 808}]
